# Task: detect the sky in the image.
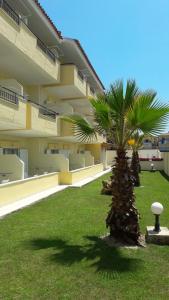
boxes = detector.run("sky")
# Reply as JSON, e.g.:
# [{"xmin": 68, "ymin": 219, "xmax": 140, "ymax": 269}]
[{"xmin": 39, "ymin": 0, "xmax": 169, "ymax": 103}]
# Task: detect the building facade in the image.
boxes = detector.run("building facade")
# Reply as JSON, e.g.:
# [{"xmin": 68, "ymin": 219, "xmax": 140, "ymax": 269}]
[{"xmin": 0, "ymin": 0, "xmax": 105, "ymax": 199}]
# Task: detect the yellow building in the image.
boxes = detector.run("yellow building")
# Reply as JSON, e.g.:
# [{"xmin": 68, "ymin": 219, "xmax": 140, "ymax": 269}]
[{"xmin": 0, "ymin": 0, "xmax": 105, "ymax": 201}]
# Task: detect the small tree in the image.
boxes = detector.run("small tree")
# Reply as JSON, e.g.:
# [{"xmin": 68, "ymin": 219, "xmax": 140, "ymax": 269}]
[
  {"xmin": 63, "ymin": 80, "xmax": 169, "ymax": 245},
  {"xmin": 128, "ymin": 132, "xmax": 144, "ymax": 186}
]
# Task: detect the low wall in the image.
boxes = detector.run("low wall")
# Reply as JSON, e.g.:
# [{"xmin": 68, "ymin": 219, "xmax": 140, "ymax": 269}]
[
  {"xmin": 129, "ymin": 149, "xmax": 161, "ymax": 159},
  {"xmin": 0, "ymin": 172, "xmax": 59, "ymax": 207},
  {"xmin": 0, "ymin": 155, "xmax": 24, "ymax": 181},
  {"xmin": 69, "ymin": 153, "xmax": 85, "ymax": 170},
  {"xmin": 59, "ymin": 164, "xmax": 103, "ymax": 185},
  {"xmin": 84, "ymin": 151, "xmax": 94, "ymax": 167},
  {"xmin": 105, "ymin": 149, "xmax": 161, "ymax": 167},
  {"xmin": 30, "ymin": 154, "xmax": 69, "ymax": 175},
  {"xmin": 140, "ymin": 160, "xmax": 164, "ymax": 171},
  {"xmin": 105, "ymin": 150, "xmax": 116, "ymax": 167}
]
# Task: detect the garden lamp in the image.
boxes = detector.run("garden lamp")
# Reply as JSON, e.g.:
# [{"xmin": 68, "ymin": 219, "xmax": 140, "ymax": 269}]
[{"xmin": 151, "ymin": 202, "xmax": 164, "ymax": 232}]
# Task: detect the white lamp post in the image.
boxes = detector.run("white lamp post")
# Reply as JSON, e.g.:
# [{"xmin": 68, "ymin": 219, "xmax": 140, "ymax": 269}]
[{"xmin": 151, "ymin": 202, "xmax": 164, "ymax": 232}]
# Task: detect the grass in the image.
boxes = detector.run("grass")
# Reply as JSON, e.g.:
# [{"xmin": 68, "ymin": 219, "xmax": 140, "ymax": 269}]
[{"xmin": 0, "ymin": 171, "xmax": 169, "ymax": 300}]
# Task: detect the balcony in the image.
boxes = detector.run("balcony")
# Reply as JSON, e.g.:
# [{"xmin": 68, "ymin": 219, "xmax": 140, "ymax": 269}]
[
  {"xmin": 44, "ymin": 64, "xmax": 87, "ymax": 99},
  {"xmin": 59, "ymin": 119, "xmax": 74, "ymax": 137},
  {"xmin": 0, "ymin": 0, "xmax": 60, "ymax": 84},
  {"xmin": 26, "ymin": 100, "xmax": 60, "ymax": 137},
  {"xmin": 0, "ymin": 85, "xmax": 60, "ymax": 136},
  {"xmin": 0, "ymin": 85, "xmax": 19, "ymax": 104},
  {"xmin": 0, "ymin": 85, "xmax": 26, "ymax": 130},
  {"xmin": 87, "ymin": 84, "xmax": 96, "ymax": 99},
  {"xmin": 0, "ymin": 0, "xmax": 20, "ymax": 25}
]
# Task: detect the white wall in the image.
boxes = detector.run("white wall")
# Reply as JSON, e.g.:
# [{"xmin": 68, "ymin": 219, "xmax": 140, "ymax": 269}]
[
  {"xmin": 105, "ymin": 150, "xmax": 116, "ymax": 167},
  {"xmin": 106, "ymin": 149, "xmax": 161, "ymax": 167},
  {"xmin": 0, "ymin": 154, "xmax": 24, "ymax": 181},
  {"xmin": 140, "ymin": 160, "xmax": 164, "ymax": 171},
  {"xmin": 69, "ymin": 153, "xmax": 85, "ymax": 170},
  {"xmin": 84, "ymin": 151, "xmax": 94, "ymax": 167},
  {"xmin": 30, "ymin": 154, "xmax": 69, "ymax": 175}
]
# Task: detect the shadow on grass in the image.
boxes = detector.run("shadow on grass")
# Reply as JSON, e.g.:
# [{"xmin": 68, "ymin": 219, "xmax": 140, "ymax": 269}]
[
  {"xmin": 28, "ymin": 235, "xmax": 142, "ymax": 275},
  {"xmin": 160, "ymin": 171, "xmax": 169, "ymax": 182}
]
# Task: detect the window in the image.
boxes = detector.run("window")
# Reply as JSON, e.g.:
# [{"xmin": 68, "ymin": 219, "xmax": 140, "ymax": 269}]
[
  {"xmin": 3, "ymin": 148, "xmax": 19, "ymax": 155},
  {"xmin": 51, "ymin": 149, "xmax": 59, "ymax": 154}
]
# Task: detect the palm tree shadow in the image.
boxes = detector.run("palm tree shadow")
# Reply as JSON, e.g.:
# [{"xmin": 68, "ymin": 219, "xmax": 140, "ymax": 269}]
[{"xmin": 28, "ymin": 235, "xmax": 143, "ymax": 275}]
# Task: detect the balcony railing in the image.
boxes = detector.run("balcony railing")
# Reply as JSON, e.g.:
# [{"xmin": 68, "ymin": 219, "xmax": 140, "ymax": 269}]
[
  {"xmin": 37, "ymin": 38, "xmax": 56, "ymax": 63},
  {"xmin": 0, "ymin": 0, "xmax": 20, "ymax": 25},
  {"xmin": 0, "ymin": 85, "xmax": 59, "ymax": 120},
  {"xmin": 0, "ymin": 86, "xmax": 19, "ymax": 104},
  {"xmin": 0, "ymin": 0, "xmax": 56, "ymax": 63},
  {"xmin": 39, "ymin": 105, "xmax": 57, "ymax": 120},
  {"xmin": 28, "ymin": 100, "xmax": 59, "ymax": 120},
  {"xmin": 77, "ymin": 70, "xmax": 85, "ymax": 81},
  {"xmin": 90, "ymin": 86, "xmax": 95, "ymax": 95}
]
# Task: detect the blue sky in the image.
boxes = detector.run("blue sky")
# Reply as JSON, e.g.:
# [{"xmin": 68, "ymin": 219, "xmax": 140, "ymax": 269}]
[{"xmin": 40, "ymin": 0, "xmax": 169, "ymax": 103}]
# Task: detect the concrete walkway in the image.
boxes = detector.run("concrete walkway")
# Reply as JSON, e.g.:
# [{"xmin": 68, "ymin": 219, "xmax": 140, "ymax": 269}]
[{"xmin": 0, "ymin": 168, "xmax": 111, "ymax": 218}]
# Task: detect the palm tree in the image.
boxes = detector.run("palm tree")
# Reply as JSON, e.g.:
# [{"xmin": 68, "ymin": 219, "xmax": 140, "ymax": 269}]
[
  {"xmin": 63, "ymin": 80, "xmax": 169, "ymax": 245},
  {"xmin": 128, "ymin": 132, "xmax": 144, "ymax": 186}
]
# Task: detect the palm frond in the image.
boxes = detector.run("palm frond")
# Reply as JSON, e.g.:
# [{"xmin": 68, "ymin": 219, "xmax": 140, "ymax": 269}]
[
  {"xmin": 62, "ymin": 115, "xmax": 97, "ymax": 142},
  {"xmin": 124, "ymin": 79, "xmax": 139, "ymax": 108},
  {"xmin": 90, "ymin": 97, "xmax": 112, "ymax": 134},
  {"xmin": 126, "ymin": 93, "xmax": 169, "ymax": 136}
]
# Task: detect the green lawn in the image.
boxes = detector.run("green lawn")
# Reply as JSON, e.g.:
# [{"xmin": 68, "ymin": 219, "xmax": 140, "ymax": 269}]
[{"xmin": 0, "ymin": 172, "xmax": 169, "ymax": 300}]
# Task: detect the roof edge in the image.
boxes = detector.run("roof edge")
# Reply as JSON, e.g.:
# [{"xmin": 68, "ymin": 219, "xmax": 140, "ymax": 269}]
[
  {"xmin": 33, "ymin": 0, "xmax": 62, "ymax": 39},
  {"xmin": 74, "ymin": 39, "xmax": 105, "ymax": 90},
  {"xmin": 64, "ymin": 38, "xmax": 105, "ymax": 91}
]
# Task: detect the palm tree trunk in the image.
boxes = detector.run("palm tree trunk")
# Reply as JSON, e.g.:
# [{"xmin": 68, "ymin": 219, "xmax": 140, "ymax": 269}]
[
  {"xmin": 136, "ymin": 151, "xmax": 141, "ymax": 173},
  {"xmin": 131, "ymin": 150, "xmax": 140, "ymax": 186},
  {"xmin": 106, "ymin": 148, "xmax": 140, "ymax": 245}
]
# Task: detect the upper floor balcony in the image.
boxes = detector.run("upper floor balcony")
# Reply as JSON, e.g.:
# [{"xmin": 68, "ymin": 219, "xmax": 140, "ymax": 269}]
[
  {"xmin": 0, "ymin": 85, "xmax": 27, "ymax": 130},
  {"xmin": 26, "ymin": 100, "xmax": 60, "ymax": 137},
  {"xmin": 86, "ymin": 84, "xmax": 97, "ymax": 99},
  {"xmin": 0, "ymin": 84, "xmax": 60, "ymax": 137},
  {"xmin": 0, "ymin": 0, "xmax": 60, "ymax": 85},
  {"xmin": 44, "ymin": 64, "xmax": 87, "ymax": 99}
]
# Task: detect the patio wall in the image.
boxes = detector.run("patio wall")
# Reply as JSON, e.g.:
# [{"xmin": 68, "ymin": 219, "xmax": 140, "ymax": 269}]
[
  {"xmin": 0, "ymin": 155, "xmax": 24, "ymax": 181},
  {"xmin": 84, "ymin": 151, "xmax": 94, "ymax": 166},
  {"xmin": 59, "ymin": 163, "xmax": 103, "ymax": 185},
  {"xmin": 0, "ymin": 172, "xmax": 59, "ymax": 207},
  {"xmin": 69, "ymin": 153, "xmax": 85, "ymax": 170},
  {"xmin": 29, "ymin": 153, "xmax": 69, "ymax": 175},
  {"xmin": 105, "ymin": 150, "xmax": 116, "ymax": 167},
  {"xmin": 85, "ymin": 144, "xmax": 102, "ymax": 164}
]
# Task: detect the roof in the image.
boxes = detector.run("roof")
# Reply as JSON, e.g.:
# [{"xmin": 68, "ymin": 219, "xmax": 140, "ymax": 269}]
[
  {"xmin": 33, "ymin": 0, "xmax": 62, "ymax": 39},
  {"xmin": 74, "ymin": 39, "xmax": 105, "ymax": 90},
  {"xmin": 33, "ymin": 1, "xmax": 105, "ymax": 91}
]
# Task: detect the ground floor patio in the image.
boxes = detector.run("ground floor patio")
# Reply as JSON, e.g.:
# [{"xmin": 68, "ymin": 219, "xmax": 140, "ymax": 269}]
[
  {"xmin": 0, "ymin": 171, "xmax": 169, "ymax": 299},
  {"xmin": 0, "ymin": 135, "xmax": 106, "ymax": 205}
]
